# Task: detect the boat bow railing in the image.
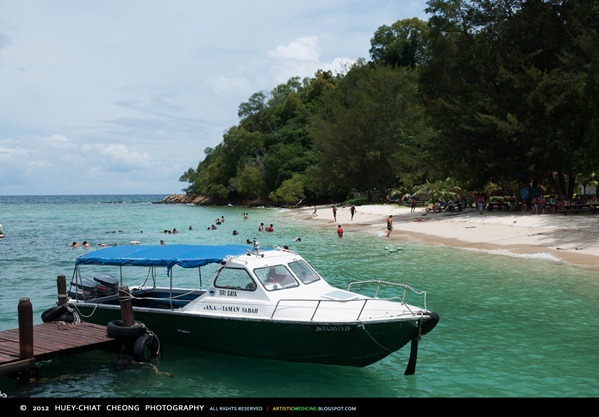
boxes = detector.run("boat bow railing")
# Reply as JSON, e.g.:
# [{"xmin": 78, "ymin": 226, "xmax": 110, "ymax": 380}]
[
  {"xmin": 271, "ymin": 281, "xmax": 428, "ymax": 321},
  {"xmin": 347, "ymin": 280, "xmax": 428, "ymax": 310}
]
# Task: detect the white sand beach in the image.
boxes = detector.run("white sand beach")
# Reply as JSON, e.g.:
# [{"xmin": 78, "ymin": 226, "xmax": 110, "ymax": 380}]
[{"xmin": 286, "ymin": 204, "xmax": 599, "ymax": 271}]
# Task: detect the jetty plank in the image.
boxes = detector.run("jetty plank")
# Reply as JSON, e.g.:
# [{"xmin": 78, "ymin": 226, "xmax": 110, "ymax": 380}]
[{"xmin": 0, "ymin": 321, "xmax": 121, "ymax": 377}]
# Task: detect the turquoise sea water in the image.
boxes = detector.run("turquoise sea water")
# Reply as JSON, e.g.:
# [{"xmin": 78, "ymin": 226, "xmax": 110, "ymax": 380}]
[{"xmin": 1, "ymin": 195, "xmax": 598, "ymax": 400}]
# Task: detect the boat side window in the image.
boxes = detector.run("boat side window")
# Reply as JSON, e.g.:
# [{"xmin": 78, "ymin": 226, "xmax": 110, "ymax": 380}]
[
  {"xmin": 288, "ymin": 260, "xmax": 321, "ymax": 284},
  {"xmin": 214, "ymin": 267, "xmax": 256, "ymax": 291},
  {"xmin": 254, "ymin": 265, "xmax": 299, "ymax": 291}
]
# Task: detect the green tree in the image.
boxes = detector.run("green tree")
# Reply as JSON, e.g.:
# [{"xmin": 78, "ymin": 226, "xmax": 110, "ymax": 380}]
[
  {"xmin": 231, "ymin": 165, "xmax": 265, "ymax": 199},
  {"xmin": 268, "ymin": 174, "xmax": 306, "ymax": 205},
  {"xmin": 370, "ymin": 17, "xmax": 431, "ymax": 68},
  {"xmin": 308, "ymin": 63, "xmax": 432, "ymax": 201},
  {"xmin": 421, "ymin": 0, "xmax": 599, "ymax": 197},
  {"xmin": 188, "ymin": 145, "xmax": 230, "ymax": 198}
]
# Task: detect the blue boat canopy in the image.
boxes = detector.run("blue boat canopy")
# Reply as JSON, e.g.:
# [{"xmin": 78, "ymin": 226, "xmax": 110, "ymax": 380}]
[{"xmin": 75, "ymin": 244, "xmax": 250, "ymax": 271}]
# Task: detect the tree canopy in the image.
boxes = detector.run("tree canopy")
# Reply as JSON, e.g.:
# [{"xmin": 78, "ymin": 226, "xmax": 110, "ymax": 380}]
[{"xmin": 180, "ymin": 0, "xmax": 599, "ymax": 205}]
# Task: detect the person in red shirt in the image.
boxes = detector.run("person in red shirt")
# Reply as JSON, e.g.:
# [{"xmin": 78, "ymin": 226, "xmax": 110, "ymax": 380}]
[{"xmin": 337, "ymin": 225, "xmax": 344, "ymax": 237}]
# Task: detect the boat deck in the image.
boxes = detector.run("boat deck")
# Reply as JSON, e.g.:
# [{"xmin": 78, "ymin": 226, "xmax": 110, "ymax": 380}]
[{"xmin": 76, "ymin": 287, "xmax": 202, "ymax": 309}]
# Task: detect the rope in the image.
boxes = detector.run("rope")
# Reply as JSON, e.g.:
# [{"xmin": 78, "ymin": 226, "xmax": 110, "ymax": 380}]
[
  {"xmin": 66, "ymin": 303, "xmax": 81, "ymax": 324},
  {"xmin": 55, "ymin": 303, "xmax": 82, "ymax": 329},
  {"xmin": 144, "ymin": 325, "xmax": 162, "ymax": 356},
  {"xmin": 147, "ymin": 363, "xmax": 174, "ymax": 378},
  {"xmin": 359, "ymin": 312, "xmax": 426, "ymax": 352},
  {"xmin": 358, "ymin": 323, "xmax": 394, "ymax": 352},
  {"xmin": 71, "ymin": 301, "xmax": 100, "ymax": 319},
  {"xmin": 56, "ymin": 321, "xmax": 74, "ymax": 330}
]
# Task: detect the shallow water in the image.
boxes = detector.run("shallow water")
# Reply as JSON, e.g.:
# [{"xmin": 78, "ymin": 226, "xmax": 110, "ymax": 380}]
[{"xmin": 1, "ymin": 195, "xmax": 598, "ymax": 399}]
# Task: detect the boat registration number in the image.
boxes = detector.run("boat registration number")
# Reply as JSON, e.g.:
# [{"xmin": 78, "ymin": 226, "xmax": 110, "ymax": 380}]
[{"xmin": 312, "ymin": 325, "xmax": 355, "ymax": 332}]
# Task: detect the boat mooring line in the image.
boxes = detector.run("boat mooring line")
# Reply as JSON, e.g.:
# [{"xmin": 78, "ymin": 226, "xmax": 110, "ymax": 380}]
[
  {"xmin": 359, "ymin": 323, "xmax": 394, "ymax": 353},
  {"xmin": 147, "ymin": 362, "xmax": 173, "ymax": 378},
  {"xmin": 72, "ymin": 301, "xmax": 100, "ymax": 319}
]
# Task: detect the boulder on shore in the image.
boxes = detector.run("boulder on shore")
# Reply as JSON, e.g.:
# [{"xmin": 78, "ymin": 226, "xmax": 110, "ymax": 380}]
[
  {"xmin": 160, "ymin": 194, "xmax": 214, "ymax": 205},
  {"xmin": 160, "ymin": 193, "xmax": 273, "ymax": 207}
]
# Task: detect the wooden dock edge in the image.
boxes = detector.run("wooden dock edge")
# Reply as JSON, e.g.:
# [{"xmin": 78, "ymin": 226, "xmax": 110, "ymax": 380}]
[
  {"xmin": 0, "ymin": 277, "xmax": 144, "ymax": 384},
  {"xmin": 0, "ymin": 358, "xmax": 35, "ymax": 376}
]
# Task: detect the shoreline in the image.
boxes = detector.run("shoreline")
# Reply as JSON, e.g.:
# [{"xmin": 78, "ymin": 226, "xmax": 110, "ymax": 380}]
[{"xmin": 283, "ymin": 204, "xmax": 599, "ymax": 272}]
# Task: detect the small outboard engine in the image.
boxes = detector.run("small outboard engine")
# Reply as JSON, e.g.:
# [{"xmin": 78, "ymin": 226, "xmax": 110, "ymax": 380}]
[
  {"xmin": 68, "ymin": 277, "xmax": 98, "ymax": 300},
  {"xmin": 93, "ymin": 273, "xmax": 119, "ymax": 296}
]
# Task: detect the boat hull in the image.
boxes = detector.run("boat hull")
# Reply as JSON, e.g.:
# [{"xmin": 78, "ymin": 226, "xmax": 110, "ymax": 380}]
[{"xmin": 75, "ymin": 304, "xmax": 438, "ymax": 367}]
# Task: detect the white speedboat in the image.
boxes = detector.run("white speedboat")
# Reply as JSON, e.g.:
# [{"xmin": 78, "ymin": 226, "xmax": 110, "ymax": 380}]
[{"xmin": 44, "ymin": 244, "xmax": 439, "ymax": 371}]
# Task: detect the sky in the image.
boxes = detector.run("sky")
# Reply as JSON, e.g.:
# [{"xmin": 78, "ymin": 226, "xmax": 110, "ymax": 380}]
[{"xmin": 0, "ymin": 0, "xmax": 429, "ymax": 196}]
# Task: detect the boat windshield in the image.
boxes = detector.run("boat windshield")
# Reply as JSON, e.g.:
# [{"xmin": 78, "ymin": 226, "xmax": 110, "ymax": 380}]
[
  {"xmin": 214, "ymin": 267, "xmax": 257, "ymax": 291},
  {"xmin": 254, "ymin": 265, "xmax": 299, "ymax": 291},
  {"xmin": 287, "ymin": 260, "xmax": 321, "ymax": 284}
]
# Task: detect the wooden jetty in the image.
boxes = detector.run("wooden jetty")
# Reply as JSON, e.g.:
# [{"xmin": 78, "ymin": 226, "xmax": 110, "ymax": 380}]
[
  {"xmin": 0, "ymin": 275, "xmax": 136, "ymax": 383},
  {"xmin": 0, "ymin": 318, "xmax": 121, "ymax": 382}
]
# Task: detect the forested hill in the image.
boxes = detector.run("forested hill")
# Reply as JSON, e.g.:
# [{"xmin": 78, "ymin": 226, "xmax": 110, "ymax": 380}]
[{"xmin": 178, "ymin": 0, "xmax": 599, "ymax": 207}]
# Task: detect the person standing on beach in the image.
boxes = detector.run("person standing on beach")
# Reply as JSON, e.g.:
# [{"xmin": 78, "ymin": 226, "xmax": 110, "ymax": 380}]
[
  {"xmin": 476, "ymin": 195, "xmax": 485, "ymax": 214},
  {"xmin": 386, "ymin": 215, "xmax": 393, "ymax": 237},
  {"xmin": 332, "ymin": 205, "xmax": 337, "ymax": 222},
  {"xmin": 350, "ymin": 205, "xmax": 356, "ymax": 220},
  {"xmin": 411, "ymin": 199, "xmax": 416, "ymax": 213}
]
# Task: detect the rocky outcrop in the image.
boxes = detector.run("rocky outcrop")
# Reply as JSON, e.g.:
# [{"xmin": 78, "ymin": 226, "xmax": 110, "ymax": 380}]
[
  {"xmin": 159, "ymin": 193, "xmax": 274, "ymax": 207},
  {"xmin": 160, "ymin": 194, "xmax": 214, "ymax": 205}
]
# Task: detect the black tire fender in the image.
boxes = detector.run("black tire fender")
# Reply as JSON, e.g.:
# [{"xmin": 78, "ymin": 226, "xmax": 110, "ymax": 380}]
[
  {"xmin": 132, "ymin": 334, "xmax": 161, "ymax": 362},
  {"xmin": 106, "ymin": 320, "xmax": 146, "ymax": 340},
  {"xmin": 41, "ymin": 304, "xmax": 74, "ymax": 323}
]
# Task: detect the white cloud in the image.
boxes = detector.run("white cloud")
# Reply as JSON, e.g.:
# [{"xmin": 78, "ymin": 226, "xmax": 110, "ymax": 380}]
[
  {"xmin": 50, "ymin": 134, "xmax": 68, "ymax": 143},
  {"xmin": 269, "ymin": 36, "xmax": 321, "ymax": 62},
  {"xmin": 267, "ymin": 36, "xmax": 356, "ymax": 84},
  {"xmin": 98, "ymin": 144, "xmax": 154, "ymax": 169},
  {"xmin": 0, "ymin": 0, "xmax": 429, "ymax": 195}
]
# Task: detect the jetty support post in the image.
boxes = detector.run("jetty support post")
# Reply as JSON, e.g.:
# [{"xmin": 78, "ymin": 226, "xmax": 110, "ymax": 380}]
[
  {"xmin": 56, "ymin": 274, "xmax": 67, "ymax": 306},
  {"xmin": 118, "ymin": 285, "xmax": 135, "ymax": 326},
  {"xmin": 17, "ymin": 297, "xmax": 39, "ymax": 382},
  {"xmin": 18, "ymin": 298, "xmax": 34, "ymax": 359},
  {"xmin": 116, "ymin": 286, "xmax": 138, "ymax": 354}
]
